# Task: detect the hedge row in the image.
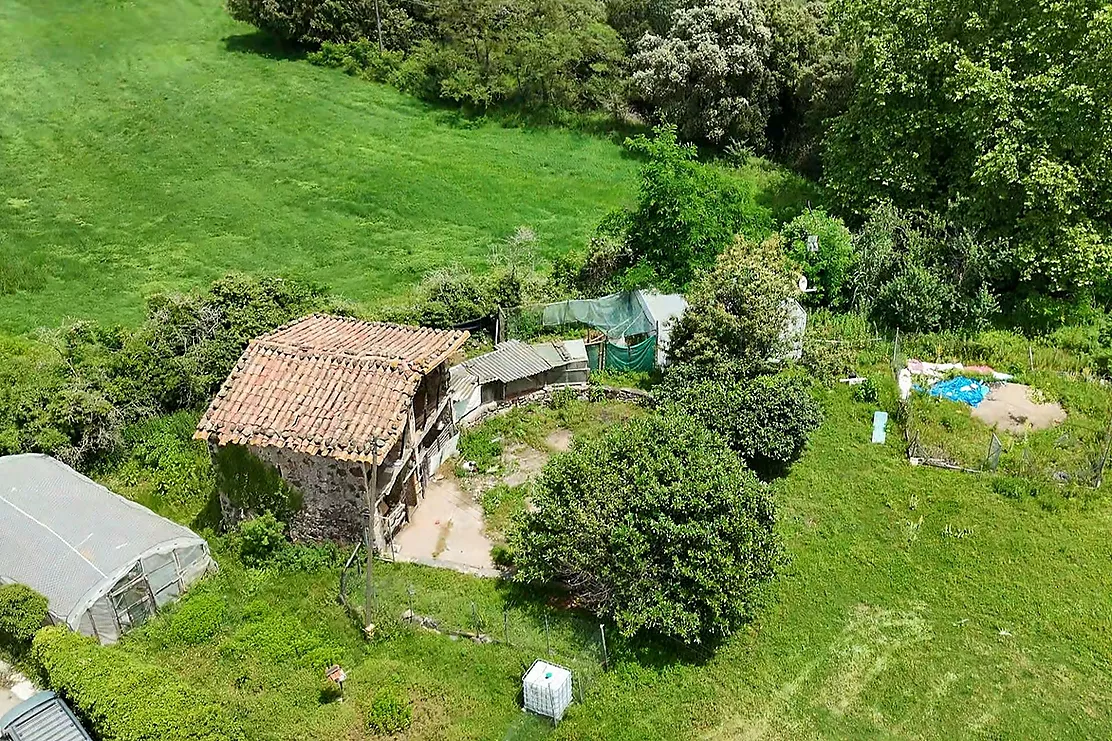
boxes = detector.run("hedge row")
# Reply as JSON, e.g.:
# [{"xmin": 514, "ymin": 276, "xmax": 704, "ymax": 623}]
[
  {"xmin": 31, "ymin": 627, "xmax": 245, "ymax": 741},
  {"xmin": 0, "ymin": 583, "xmax": 49, "ymax": 647}
]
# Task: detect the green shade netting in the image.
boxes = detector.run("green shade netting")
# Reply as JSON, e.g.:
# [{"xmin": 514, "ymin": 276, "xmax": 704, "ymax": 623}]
[{"xmin": 541, "ymin": 292, "xmax": 654, "ymax": 339}]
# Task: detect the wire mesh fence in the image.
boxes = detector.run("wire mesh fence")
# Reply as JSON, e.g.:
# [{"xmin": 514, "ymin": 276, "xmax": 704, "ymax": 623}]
[
  {"xmin": 339, "ymin": 551, "xmax": 616, "ymax": 705},
  {"xmin": 893, "ymin": 341, "xmax": 1112, "ymax": 489}
]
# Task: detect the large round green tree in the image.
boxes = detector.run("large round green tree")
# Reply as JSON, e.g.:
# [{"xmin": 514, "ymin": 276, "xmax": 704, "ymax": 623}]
[{"xmin": 509, "ymin": 413, "xmax": 781, "ymax": 645}]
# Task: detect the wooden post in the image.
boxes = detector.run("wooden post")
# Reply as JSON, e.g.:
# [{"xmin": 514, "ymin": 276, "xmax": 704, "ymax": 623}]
[
  {"xmin": 599, "ymin": 624, "xmax": 608, "ymax": 670},
  {"xmin": 891, "ymin": 327, "xmax": 900, "ymax": 373},
  {"xmin": 362, "ymin": 462, "xmax": 379, "ymax": 633}
]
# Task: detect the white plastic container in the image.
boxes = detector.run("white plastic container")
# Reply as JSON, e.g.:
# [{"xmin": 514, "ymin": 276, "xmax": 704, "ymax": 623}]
[{"xmin": 522, "ymin": 660, "xmax": 573, "ymax": 721}]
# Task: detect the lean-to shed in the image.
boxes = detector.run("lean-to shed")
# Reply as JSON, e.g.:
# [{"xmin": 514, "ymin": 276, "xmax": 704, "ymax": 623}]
[
  {"xmin": 0, "ymin": 454, "xmax": 214, "ymax": 645},
  {"xmin": 449, "ymin": 339, "xmax": 589, "ymax": 420}
]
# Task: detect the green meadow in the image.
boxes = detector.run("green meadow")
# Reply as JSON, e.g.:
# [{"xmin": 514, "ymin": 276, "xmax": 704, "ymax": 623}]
[{"xmin": 0, "ymin": 0, "xmax": 637, "ymax": 332}]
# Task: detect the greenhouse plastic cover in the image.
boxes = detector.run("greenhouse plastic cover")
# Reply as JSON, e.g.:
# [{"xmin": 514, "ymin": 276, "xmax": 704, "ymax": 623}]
[
  {"xmin": 541, "ymin": 292, "xmax": 654, "ymax": 339},
  {"xmin": 0, "ymin": 454, "xmax": 210, "ymax": 627}
]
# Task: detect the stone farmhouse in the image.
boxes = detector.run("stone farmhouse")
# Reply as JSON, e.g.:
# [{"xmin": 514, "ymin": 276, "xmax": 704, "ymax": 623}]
[{"xmin": 194, "ymin": 314, "xmax": 469, "ymax": 548}]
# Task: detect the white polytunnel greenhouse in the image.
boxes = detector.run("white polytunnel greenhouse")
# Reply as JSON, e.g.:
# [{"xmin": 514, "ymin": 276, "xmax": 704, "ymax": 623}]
[{"xmin": 0, "ymin": 454, "xmax": 215, "ymax": 645}]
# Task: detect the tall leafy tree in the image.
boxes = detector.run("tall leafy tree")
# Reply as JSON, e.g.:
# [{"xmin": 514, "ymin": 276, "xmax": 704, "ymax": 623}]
[
  {"xmin": 631, "ymin": 0, "xmax": 776, "ymax": 147},
  {"xmin": 825, "ymin": 0, "xmax": 1112, "ymax": 299},
  {"xmin": 622, "ymin": 127, "xmax": 770, "ymax": 286},
  {"xmin": 668, "ymin": 234, "xmax": 798, "ymax": 370}
]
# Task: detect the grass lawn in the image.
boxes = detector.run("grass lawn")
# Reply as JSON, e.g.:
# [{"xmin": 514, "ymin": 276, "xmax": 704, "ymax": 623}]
[
  {"xmin": 105, "ymin": 380, "xmax": 1112, "ymax": 740},
  {"xmin": 0, "ymin": 0, "xmax": 638, "ymax": 332}
]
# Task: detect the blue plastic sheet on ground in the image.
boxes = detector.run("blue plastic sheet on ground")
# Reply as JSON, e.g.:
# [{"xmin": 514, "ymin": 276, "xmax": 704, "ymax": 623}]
[{"xmin": 928, "ymin": 376, "xmax": 991, "ymax": 407}]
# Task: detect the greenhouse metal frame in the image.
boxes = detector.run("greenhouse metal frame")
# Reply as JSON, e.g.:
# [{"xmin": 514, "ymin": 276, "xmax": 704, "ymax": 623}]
[{"xmin": 0, "ymin": 454, "xmax": 215, "ymax": 644}]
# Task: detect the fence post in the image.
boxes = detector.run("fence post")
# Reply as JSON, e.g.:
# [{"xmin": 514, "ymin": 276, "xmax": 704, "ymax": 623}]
[
  {"xmin": 891, "ymin": 327, "xmax": 900, "ymax": 373},
  {"xmin": 599, "ymin": 624, "xmax": 608, "ymax": 670},
  {"xmin": 502, "ymin": 609, "xmax": 509, "ymax": 645},
  {"xmin": 545, "ymin": 614, "xmax": 551, "ymax": 656}
]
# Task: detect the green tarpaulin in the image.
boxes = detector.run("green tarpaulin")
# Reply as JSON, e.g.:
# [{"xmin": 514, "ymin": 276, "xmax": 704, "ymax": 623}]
[
  {"xmin": 587, "ymin": 336, "xmax": 657, "ymax": 373},
  {"xmin": 541, "ymin": 292, "xmax": 654, "ymax": 339}
]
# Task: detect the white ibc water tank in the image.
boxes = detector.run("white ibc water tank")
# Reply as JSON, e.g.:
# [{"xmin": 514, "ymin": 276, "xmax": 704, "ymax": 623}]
[{"xmin": 522, "ymin": 660, "xmax": 573, "ymax": 721}]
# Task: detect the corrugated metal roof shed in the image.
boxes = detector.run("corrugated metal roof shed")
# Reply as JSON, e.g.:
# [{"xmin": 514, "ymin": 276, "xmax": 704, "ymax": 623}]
[
  {"xmin": 462, "ymin": 340, "xmax": 555, "ymax": 384},
  {"xmin": 0, "ymin": 692, "xmax": 93, "ymax": 741}
]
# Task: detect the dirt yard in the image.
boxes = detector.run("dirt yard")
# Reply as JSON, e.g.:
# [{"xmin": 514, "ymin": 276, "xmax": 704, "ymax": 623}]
[
  {"xmin": 972, "ymin": 383, "xmax": 1066, "ymax": 434},
  {"xmin": 392, "ymin": 430, "xmax": 573, "ymax": 576},
  {"xmin": 391, "ymin": 473, "xmax": 497, "ymax": 575}
]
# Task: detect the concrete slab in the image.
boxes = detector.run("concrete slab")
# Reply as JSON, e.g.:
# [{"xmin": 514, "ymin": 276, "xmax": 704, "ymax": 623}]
[
  {"xmin": 0, "ymin": 686, "xmax": 21, "ymax": 717},
  {"xmin": 392, "ymin": 475, "xmax": 496, "ymax": 574}
]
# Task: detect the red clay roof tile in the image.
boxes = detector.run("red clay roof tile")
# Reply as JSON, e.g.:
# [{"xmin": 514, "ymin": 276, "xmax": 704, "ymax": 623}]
[{"xmin": 194, "ymin": 314, "xmax": 469, "ymax": 465}]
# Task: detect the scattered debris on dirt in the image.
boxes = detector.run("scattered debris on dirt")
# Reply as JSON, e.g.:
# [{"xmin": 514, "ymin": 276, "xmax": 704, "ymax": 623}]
[{"xmin": 972, "ymin": 383, "xmax": 1066, "ymax": 434}]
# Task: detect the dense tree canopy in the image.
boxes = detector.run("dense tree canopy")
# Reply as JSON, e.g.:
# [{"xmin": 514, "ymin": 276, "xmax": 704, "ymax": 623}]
[
  {"xmin": 622, "ymin": 127, "xmax": 770, "ymax": 287},
  {"xmin": 825, "ymin": 0, "xmax": 1112, "ymax": 299},
  {"xmin": 657, "ymin": 365, "xmax": 823, "ymax": 474},
  {"xmin": 669, "ymin": 235, "xmax": 798, "ymax": 370},
  {"xmin": 781, "ymin": 208, "xmax": 853, "ymax": 307},
  {"xmin": 510, "ymin": 413, "xmax": 781, "ymax": 644},
  {"xmin": 632, "ymin": 0, "xmax": 775, "ymax": 147}
]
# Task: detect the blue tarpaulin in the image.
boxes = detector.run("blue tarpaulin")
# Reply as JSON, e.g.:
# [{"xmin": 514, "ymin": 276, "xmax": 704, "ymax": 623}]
[{"xmin": 928, "ymin": 377, "xmax": 992, "ymax": 407}]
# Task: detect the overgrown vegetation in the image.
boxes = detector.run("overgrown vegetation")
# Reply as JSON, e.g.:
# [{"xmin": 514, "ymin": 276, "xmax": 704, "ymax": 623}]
[
  {"xmin": 510, "ymin": 413, "xmax": 781, "ymax": 644},
  {"xmin": 668, "ymin": 234, "xmax": 798, "ymax": 369},
  {"xmin": 0, "ymin": 277, "xmax": 336, "ymax": 469},
  {"xmin": 32, "ymin": 627, "xmax": 247, "ymax": 741},
  {"xmin": 0, "ymin": 584, "xmax": 48, "ymax": 651}
]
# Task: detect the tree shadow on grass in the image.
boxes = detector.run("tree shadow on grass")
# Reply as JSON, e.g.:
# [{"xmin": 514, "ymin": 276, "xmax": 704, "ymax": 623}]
[
  {"xmin": 430, "ymin": 102, "xmax": 650, "ymax": 150},
  {"xmin": 493, "ymin": 579, "xmax": 718, "ymax": 671},
  {"xmin": 222, "ymin": 32, "xmax": 307, "ymax": 62},
  {"xmin": 754, "ymin": 165, "xmax": 828, "ymax": 224}
]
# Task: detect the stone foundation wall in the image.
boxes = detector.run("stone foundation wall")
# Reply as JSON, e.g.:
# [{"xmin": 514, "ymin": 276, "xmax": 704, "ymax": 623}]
[
  {"xmin": 256, "ymin": 445, "xmax": 369, "ymax": 542},
  {"xmin": 213, "ymin": 442, "xmax": 369, "ymax": 543},
  {"xmin": 458, "ymin": 383, "xmax": 655, "ymax": 428}
]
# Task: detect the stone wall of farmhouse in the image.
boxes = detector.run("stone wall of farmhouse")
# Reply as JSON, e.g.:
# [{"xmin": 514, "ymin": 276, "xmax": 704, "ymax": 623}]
[{"xmin": 213, "ymin": 442, "xmax": 369, "ymax": 543}]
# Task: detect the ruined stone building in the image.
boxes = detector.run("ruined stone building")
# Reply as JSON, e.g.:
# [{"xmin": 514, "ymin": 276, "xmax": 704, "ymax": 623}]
[{"xmin": 194, "ymin": 314, "xmax": 469, "ymax": 547}]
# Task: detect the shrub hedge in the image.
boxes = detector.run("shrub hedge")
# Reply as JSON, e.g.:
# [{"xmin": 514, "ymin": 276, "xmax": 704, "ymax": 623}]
[
  {"xmin": 0, "ymin": 583, "xmax": 49, "ymax": 647},
  {"xmin": 31, "ymin": 627, "xmax": 246, "ymax": 741}
]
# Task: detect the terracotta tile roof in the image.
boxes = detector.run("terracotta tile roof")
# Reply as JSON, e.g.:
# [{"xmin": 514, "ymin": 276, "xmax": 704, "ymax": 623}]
[{"xmin": 194, "ymin": 315, "xmax": 469, "ymax": 464}]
